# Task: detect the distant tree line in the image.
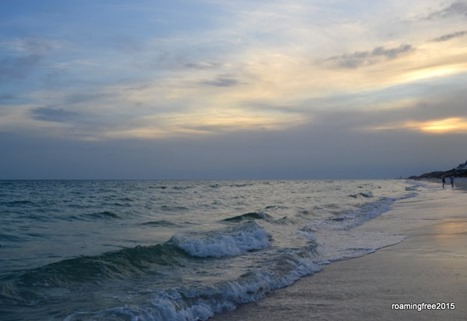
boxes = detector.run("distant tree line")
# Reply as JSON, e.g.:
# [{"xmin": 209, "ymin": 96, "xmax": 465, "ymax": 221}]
[{"xmin": 409, "ymin": 160, "xmax": 467, "ymax": 179}]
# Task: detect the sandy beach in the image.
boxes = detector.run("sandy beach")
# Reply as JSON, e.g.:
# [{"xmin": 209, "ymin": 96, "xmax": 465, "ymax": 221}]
[{"xmin": 210, "ymin": 184, "xmax": 467, "ymax": 321}]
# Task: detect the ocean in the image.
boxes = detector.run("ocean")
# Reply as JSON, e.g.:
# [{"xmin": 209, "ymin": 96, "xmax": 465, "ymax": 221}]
[{"xmin": 0, "ymin": 179, "xmax": 425, "ymax": 321}]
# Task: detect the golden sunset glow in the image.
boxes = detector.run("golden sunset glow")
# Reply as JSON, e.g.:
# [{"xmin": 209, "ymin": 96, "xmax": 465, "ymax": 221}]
[
  {"xmin": 102, "ymin": 109, "xmax": 307, "ymax": 139},
  {"xmin": 369, "ymin": 117, "xmax": 467, "ymax": 134},
  {"xmin": 415, "ymin": 118, "xmax": 467, "ymax": 134},
  {"xmin": 404, "ymin": 66, "xmax": 464, "ymax": 83}
]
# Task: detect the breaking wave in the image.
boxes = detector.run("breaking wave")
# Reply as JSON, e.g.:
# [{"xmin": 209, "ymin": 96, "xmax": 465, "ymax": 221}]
[{"xmin": 170, "ymin": 221, "xmax": 270, "ymax": 258}]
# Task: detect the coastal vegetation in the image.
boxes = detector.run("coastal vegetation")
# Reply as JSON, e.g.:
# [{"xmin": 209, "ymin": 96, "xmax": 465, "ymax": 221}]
[{"xmin": 409, "ymin": 160, "xmax": 467, "ymax": 179}]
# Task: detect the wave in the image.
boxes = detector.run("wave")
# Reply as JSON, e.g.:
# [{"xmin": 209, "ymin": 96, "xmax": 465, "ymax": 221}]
[
  {"xmin": 160, "ymin": 205, "xmax": 189, "ymax": 212},
  {"xmin": 222, "ymin": 211, "xmax": 271, "ymax": 222},
  {"xmin": 348, "ymin": 191, "xmax": 374, "ymax": 198},
  {"xmin": 1, "ymin": 200, "xmax": 36, "ymax": 207},
  {"xmin": 8, "ymin": 221, "xmax": 271, "ymax": 290},
  {"xmin": 3, "ymin": 223, "xmax": 315, "ymax": 321},
  {"xmin": 152, "ymin": 185, "xmax": 167, "ymax": 189},
  {"xmin": 171, "ymin": 185, "xmax": 193, "ymax": 190},
  {"xmin": 63, "ymin": 249, "xmax": 320, "ymax": 321},
  {"xmin": 11, "ymin": 243, "xmax": 188, "ymax": 289},
  {"xmin": 169, "ymin": 221, "xmax": 270, "ymax": 258},
  {"xmin": 324, "ymin": 196, "xmax": 406, "ymax": 230},
  {"xmin": 228, "ymin": 183, "xmax": 254, "ymax": 188},
  {"xmin": 141, "ymin": 220, "xmax": 180, "ymax": 227},
  {"xmin": 81, "ymin": 211, "xmax": 120, "ymax": 219},
  {"xmin": 0, "ymin": 233, "xmax": 25, "ymax": 243}
]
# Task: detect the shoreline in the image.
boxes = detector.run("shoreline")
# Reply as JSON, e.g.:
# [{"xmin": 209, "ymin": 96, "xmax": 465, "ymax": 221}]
[
  {"xmin": 418, "ymin": 177, "xmax": 467, "ymax": 191},
  {"xmin": 210, "ymin": 185, "xmax": 467, "ymax": 321}
]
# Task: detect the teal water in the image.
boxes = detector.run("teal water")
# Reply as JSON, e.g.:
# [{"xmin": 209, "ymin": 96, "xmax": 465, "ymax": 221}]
[{"xmin": 0, "ymin": 180, "xmax": 421, "ymax": 320}]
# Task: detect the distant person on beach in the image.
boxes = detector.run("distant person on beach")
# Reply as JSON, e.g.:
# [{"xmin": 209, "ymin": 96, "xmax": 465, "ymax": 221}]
[
  {"xmin": 450, "ymin": 176, "xmax": 455, "ymax": 188},
  {"xmin": 442, "ymin": 177, "xmax": 446, "ymax": 189}
]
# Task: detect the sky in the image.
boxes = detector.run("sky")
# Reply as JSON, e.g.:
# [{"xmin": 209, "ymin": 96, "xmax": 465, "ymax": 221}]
[{"xmin": 1, "ymin": 0, "xmax": 467, "ymax": 179}]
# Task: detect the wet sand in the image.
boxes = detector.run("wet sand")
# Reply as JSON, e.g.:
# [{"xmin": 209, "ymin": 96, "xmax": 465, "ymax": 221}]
[{"xmin": 210, "ymin": 186, "xmax": 467, "ymax": 321}]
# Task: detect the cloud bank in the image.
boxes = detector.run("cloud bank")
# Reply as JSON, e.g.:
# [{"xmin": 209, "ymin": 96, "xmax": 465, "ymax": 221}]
[
  {"xmin": 432, "ymin": 31, "xmax": 466, "ymax": 42},
  {"xmin": 328, "ymin": 44, "xmax": 414, "ymax": 69},
  {"xmin": 1, "ymin": 0, "xmax": 467, "ymax": 178}
]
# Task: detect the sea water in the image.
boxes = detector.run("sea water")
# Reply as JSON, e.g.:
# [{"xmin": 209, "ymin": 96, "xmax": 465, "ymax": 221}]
[{"xmin": 0, "ymin": 180, "xmax": 426, "ymax": 321}]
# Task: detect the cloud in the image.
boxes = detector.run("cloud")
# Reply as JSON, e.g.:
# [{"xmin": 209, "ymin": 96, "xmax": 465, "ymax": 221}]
[
  {"xmin": 1, "ymin": 38, "xmax": 61, "ymax": 54},
  {"xmin": 425, "ymin": 1, "xmax": 467, "ymax": 20},
  {"xmin": 184, "ymin": 61, "xmax": 223, "ymax": 70},
  {"xmin": 0, "ymin": 94, "xmax": 16, "ymax": 103},
  {"xmin": 432, "ymin": 31, "xmax": 466, "ymax": 42},
  {"xmin": 0, "ymin": 38, "xmax": 64, "ymax": 83},
  {"xmin": 31, "ymin": 107, "xmax": 80, "ymax": 123},
  {"xmin": 99, "ymin": 106, "xmax": 307, "ymax": 140},
  {"xmin": 328, "ymin": 44, "xmax": 414, "ymax": 69},
  {"xmin": 64, "ymin": 93, "xmax": 112, "ymax": 105},
  {"xmin": 201, "ymin": 76, "xmax": 240, "ymax": 87},
  {"xmin": 0, "ymin": 54, "xmax": 42, "ymax": 82},
  {"xmin": 357, "ymin": 86, "xmax": 467, "ymax": 135}
]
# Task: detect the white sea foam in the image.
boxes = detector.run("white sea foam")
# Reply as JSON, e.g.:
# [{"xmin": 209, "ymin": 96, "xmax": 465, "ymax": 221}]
[{"xmin": 170, "ymin": 221, "xmax": 270, "ymax": 258}]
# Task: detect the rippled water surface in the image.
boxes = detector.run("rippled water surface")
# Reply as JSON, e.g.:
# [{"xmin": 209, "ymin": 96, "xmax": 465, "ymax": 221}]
[{"xmin": 0, "ymin": 179, "xmax": 422, "ymax": 320}]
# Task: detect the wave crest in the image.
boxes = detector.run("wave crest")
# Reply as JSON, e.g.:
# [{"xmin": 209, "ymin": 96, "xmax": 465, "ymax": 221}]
[
  {"xmin": 169, "ymin": 222, "xmax": 270, "ymax": 258},
  {"xmin": 222, "ymin": 211, "xmax": 271, "ymax": 222}
]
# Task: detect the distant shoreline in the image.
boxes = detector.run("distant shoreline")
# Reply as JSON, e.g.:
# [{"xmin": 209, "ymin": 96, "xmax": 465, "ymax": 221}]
[
  {"xmin": 412, "ymin": 177, "xmax": 467, "ymax": 192},
  {"xmin": 408, "ymin": 160, "xmax": 467, "ymax": 180}
]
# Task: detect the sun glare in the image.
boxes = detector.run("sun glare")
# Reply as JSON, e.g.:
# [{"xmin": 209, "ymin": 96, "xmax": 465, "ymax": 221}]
[
  {"xmin": 367, "ymin": 117, "xmax": 467, "ymax": 135},
  {"xmin": 403, "ymin": 66, "xmax": 463, "ymax": 83},
  {"xmin": 408, "ymin": 117, "xmax": 467, "ymax": 134}
]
